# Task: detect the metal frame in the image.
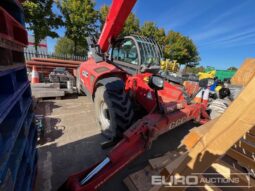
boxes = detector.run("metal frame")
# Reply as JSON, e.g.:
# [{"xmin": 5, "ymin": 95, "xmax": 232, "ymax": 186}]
[{"xmin": 110, "ymin": 35, "xmax": 162, "ymax": 75}]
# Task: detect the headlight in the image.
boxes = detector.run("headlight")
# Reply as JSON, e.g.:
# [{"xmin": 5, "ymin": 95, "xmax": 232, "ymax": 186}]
[{"xmin": 149, "ymin": 75, "xmax": 164, "ymax": 90}]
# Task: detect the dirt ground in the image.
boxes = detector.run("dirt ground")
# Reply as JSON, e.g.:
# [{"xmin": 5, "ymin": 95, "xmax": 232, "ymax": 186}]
[{"xmin": 34, "ymin": 95, "xmax": 195, "ymax": 191}]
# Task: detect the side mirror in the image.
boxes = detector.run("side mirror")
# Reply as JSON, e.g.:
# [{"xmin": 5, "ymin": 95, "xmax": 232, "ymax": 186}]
[
  {"xmin": 148, "ymin": 75, "xmax": 164, "ymax": 113},
  {"xmin": 148, "ymin": 75, "xmax": 164, "ymax": 90}
]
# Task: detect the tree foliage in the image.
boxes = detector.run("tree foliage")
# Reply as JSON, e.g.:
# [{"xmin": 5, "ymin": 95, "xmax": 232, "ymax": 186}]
[
  {"xmin": 121, "ymin": 13, "xmax": 140, "ymax": 36},
  {"xmin": 99, "ymin": 5, "xmax": 140, "ymax": 37},
  {"xmin": 164, "ymin": 31, "xmax": 200, "ymax": 64},
  {"xmin": 99, "ymin": 5, "xmax": 109, "ymax": 30},
  {"xmin": 59, "ymin": 0, "xmax": 98, "ymax": 54},
  {"xmin": 155, "ymin": 28, "xmax": 166, "ymax": 47},
  {"xmin": 23, "ymin": 0, "xmax": 201, "ymax": 65},
  {"xmin": 140, "ymin": 22, "xmax": 158, "ymax": 37},
  {"xmin": 54, "ymin": 37, "xmax": 86, "ymax": 56},
  {"xmin": 23, "ymin": 0, "xmax": 62, "ymax": 51},
  {"xmin": 140, "ymin": 22, "xmax": 166, "ymax": 47}
]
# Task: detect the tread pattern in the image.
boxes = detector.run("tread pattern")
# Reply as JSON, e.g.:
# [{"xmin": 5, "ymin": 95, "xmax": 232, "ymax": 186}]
[
  {"xmin": 107, "ymin": 91, "xmax": 134, "ymax": 133},
  {"xmin": 95, "ymin": 84, "xmax": 134, "ymax": 139}
]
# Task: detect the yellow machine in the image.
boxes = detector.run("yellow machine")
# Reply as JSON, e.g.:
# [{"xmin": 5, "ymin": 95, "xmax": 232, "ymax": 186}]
[
  {"xmin": 198, "ymin": 70, "xmax": 216, "ymax": 80},
  {"xmin": 160, "ymin": 59, "xmax": 179, "ymax": 73}
]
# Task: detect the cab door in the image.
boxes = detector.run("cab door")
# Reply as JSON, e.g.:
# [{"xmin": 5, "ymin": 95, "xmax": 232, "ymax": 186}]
[{"xmin": 111, "ymin": 38, "xmax": 140, "ymax": 75}]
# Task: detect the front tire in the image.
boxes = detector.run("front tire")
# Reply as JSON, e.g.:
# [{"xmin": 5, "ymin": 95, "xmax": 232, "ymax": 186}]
[{"xmin": 94, "ymin": 84, "xmax": 134, "ymax": 139}]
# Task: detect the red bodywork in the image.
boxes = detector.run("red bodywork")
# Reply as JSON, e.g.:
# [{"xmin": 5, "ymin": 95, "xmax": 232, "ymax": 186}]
[
  {"xmin": 78, "ymin": 57, "xmax": 124, "ymax": 97},
  {"xmin": 79, "ymin": 60, "xmax": 188, "ymax": 113},
  {"xmin": 78, "ymin": 0, "xmax": 137, "ymax": 98},
  {"xmin": 63, "ymin": 0, "xmax": 210, "ymax": 190},
  {"xmin": 125, "ymin": 73, "xmax": 187, "ymax": 112}
]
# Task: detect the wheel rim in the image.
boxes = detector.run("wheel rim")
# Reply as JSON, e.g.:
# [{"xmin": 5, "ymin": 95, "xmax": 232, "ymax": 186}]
[{"xmin": 99, "ymin": 101, "xmax": 110, "ymax": 131}]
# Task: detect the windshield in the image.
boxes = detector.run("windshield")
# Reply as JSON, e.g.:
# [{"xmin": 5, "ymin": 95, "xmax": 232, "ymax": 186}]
[
  {"xmin": 133, "ymin": 36, "xmax": 163, "ymax": 67},
  {"xmin": 111, "ymin": 39, "xmax": 138, "ymax": 65}
]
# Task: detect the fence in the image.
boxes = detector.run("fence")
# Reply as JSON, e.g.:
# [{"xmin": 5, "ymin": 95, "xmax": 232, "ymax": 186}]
[{"xmin": 24, "ymin": 50, "xmax": 87, "ymax": 61}]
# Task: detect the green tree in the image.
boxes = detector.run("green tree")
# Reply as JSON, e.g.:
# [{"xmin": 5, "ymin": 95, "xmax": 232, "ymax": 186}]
[
  {"xmin": 164, "ymin": 31, "xmax": 200, "ymax": 65},
  {"xmin": 23, "ymin": 0, "xmax": 62, "ymax": 52},
  {"xmin": 59, "ymin": 0, "xmax": 98, "ymax": 54},
  {"xmin": 155, "ymin": 28, "xmax": 166, "ymax": 47},
  {"xmin": 140, "ymin": 22, "xmax": 158, "ymax": 37},
  {"xmin": 99, "ymin": 5, "xmax": 140, "ymax": 37},
  {"xmin": 99, "ymin": 5, "xmax": 109, "ymax": 30},
  {"xmin": 140, "ymin": 22, "xmax": 166, "ymax": 47},
  {"xmin": 121, "ymin": 13, "xmax": 140, "ymax": 36},
  {"xmin": 54, "ymin": 37, "xmax": 86, "ymax": 56}
]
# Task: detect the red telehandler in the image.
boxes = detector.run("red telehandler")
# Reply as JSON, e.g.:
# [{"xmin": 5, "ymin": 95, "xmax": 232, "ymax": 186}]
[{"xmin": 61, "ymin": 0, "xmax": 210, "ymax": 190}]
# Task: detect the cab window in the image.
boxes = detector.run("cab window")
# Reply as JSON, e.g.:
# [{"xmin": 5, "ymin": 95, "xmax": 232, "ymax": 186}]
[{"xmin": 112, "ymin": 39, "xmax": 138, "ymax": 65}]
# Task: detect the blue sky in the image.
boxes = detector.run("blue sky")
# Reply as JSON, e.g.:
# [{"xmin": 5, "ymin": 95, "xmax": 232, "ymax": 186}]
[{"xmin": 47, "ymin": 0, "xmax": 255, "ymax": 69}]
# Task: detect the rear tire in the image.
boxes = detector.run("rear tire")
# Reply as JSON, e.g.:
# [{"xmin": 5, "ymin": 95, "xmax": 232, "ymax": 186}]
[{"xmin": 94, "ymin": 84, "xmax": 134, "ymax": 139}]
